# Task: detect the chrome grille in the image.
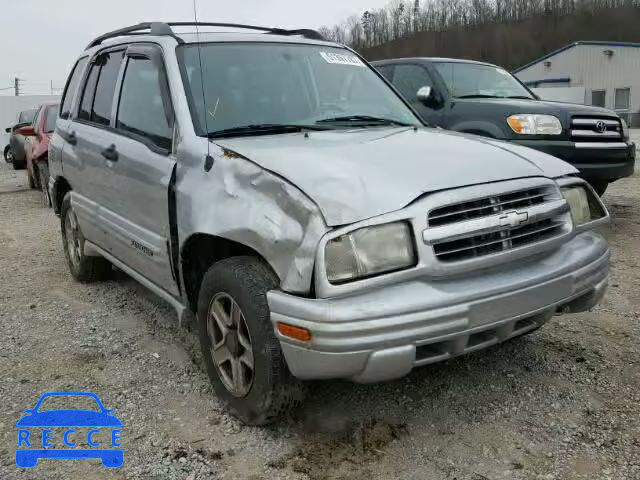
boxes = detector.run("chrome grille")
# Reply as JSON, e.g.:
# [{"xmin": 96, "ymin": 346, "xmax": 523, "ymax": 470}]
[
  {"xmin": 571, "ymin": 116, "xmax": 622, "ymax": 142},
  {"xmin": 428, "ymin": 187, "xmax": 548, "ymax": 227},
  {"xmin": 425, "ymin": 185, "xmax": 570, "ymax": 263}
]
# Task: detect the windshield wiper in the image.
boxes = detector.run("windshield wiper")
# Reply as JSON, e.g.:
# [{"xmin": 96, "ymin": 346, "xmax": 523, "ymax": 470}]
[
  {"xmin": 316, "ymin": 115, "xmax": 413, "ymax": 127},
  {"xmin": 505, "ymin": 95, "xmax": 534, "ymax": 100},
  {"xmin": 207, "ymin": 124, "xmax": 330, "ymax": 139},
  {"xmin": 456, "ymin": 94, "xmax": 504, "ymax": 99}
]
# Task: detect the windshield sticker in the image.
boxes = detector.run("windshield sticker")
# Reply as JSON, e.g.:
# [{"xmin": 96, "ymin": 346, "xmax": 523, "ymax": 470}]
[{"xmin": 319, "ymin": 52, "xmax": 365, "ymax": 67}]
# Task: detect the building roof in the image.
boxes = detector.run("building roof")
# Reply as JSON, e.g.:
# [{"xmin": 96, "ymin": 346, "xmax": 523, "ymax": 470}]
[{"xmin": 513, "ymin": 41, "xmax": 640, "ymax": 73}]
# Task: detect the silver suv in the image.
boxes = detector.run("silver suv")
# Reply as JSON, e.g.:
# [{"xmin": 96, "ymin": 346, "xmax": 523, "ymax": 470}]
[{"xmin": 49, "ymin": 22, "xmax": 610, "ymax": 424}]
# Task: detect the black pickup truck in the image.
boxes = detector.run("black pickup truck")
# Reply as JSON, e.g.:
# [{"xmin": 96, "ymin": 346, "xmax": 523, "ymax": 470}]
[{"xmin": 372, "ymin": 57, "xmax": 635, "ymax": 195}]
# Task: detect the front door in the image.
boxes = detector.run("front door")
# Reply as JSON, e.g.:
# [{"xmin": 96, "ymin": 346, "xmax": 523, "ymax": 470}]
[
  {"xmin": 391, "ymin": 63, "xmax": 444, "ymax": 126},
  {"xmin": 98, "ymin": 44, "xmax": 178, "ymax": 295}
]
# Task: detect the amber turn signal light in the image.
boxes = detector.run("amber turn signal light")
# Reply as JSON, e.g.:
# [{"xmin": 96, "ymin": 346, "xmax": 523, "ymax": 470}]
[
  {"xmin": 276, "ymin": 322, "xmax": 311, "ymax": 342},
  {"xmin": 506, "ymin": 116, "xmax": 523, "ymax": 134}
]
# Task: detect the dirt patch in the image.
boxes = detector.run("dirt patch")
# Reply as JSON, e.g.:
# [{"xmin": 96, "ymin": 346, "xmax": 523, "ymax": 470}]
[{"xmin": 269, "ymin": 419, "xmax": 407, "ymax": 479}]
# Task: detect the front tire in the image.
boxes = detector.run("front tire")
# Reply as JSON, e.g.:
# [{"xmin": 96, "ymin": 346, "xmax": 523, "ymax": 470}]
[
  {"xmin": 197, "ymin": 256, "xmax": 304, "ymax": 425},
  {"xmin": 60, "ymin": 193, "xmax": 111, "ymax": 282},
  {"xmin": 12, "ymin": 159, "xmax": 25, "ymax": 170},
  {"xmin": 4, "ymin": 146, "xmax": 12, "ymax": 163}
]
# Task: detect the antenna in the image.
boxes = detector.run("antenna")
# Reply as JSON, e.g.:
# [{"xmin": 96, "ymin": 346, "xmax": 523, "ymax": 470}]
[{"xmin": 192, "ymin": 0, "xmax": 211, "ymax": 163}]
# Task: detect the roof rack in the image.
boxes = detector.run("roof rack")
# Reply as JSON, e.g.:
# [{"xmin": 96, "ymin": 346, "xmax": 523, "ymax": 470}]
[{"xmin": 86, "ymin": 22, "xmax": 325, "ymax": 49}]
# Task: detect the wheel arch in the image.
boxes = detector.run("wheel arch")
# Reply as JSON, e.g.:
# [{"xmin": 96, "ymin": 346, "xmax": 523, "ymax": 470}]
[
  {"xmin": 460, "ymin": 129, "xmax": 496, "ymax": 138},
  {"xmin": 451, "ymin": 120, "xmax": 505, "ymax": 139},
  {"xmin": 52, "ymin": 176, "xmax": 72, "ymax": 215},
  {"xmin": 180, "ymin": 233, "xmax": 278, "ymax": 313}
]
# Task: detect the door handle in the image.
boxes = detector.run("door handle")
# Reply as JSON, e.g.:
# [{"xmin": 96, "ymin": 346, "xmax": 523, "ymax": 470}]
[
  {"xmin": 66, "ymin": 130, "xmax": 77, "ymax": 146},
  {"xmin": 101, "ymin": 144, "xmax": 118, "ymax": 162}
]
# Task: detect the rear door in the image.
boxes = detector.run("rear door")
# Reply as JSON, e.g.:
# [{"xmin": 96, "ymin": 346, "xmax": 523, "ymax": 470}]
[
  {"xmin": 98, "ymin": 44, "xmax": 178, "ymax": 295},
  {"xmin": 66, "ymin": 49, "xmax": 125, "ymax": 246},
  {"xmin": 51, "ymin": 56, "xmax": 88, "ymax": 190}
]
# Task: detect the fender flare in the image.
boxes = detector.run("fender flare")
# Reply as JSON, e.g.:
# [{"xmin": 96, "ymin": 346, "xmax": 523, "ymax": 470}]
[{"xmin": 450, "ymin": 121, "xmax": 506, "ymax": 139}]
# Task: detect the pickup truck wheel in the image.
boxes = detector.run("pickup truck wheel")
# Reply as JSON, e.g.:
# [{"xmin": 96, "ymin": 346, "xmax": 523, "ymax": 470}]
[
  {"xmin": 60, "ymin": 193, "xmax": 111, "ymax": 282},
  {"xmin": 588, "ymin": 181, "xmax": 608, "ymax": 196},
  {"xmin": 197, "ymin": 256, "xmax": 304, "ymax": 425}
]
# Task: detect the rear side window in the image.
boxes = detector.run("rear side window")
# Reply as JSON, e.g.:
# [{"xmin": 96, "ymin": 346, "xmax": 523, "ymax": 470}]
[
  {"xmin": 78, "ymin": 50, "xmax": 124, "ymax": 126},
  {"xmin": 79, "ymin": 65, "xmax": 100, "ymax": 121},
  {"xmin": 393, "ymin": 64, "xmax": 431, "ymax": 100},
  {"xmin": 116, "ymin": 57, "xmax": 172, "ymax": 151},
  {"xmin": 92, "ymin": 51, "xmax": 124, "ymax": 125},
  {"xmin": 18, "ymin": 109, "xmax": 37, "ymax": 125},
  {"xmin": 60, "ymin": 57, "xmax": 88, "ymax": 119}
]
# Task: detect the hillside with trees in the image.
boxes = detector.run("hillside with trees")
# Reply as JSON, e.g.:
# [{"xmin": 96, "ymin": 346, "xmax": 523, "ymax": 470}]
[{"xmin": 319, "ymin": 1, "xmax": 640, "ymax": 70}]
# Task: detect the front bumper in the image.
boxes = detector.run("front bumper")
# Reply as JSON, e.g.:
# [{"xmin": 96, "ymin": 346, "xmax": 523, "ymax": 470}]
[
  {"xmin": 512, "ymin": 139, "xmax": 635, "ymax": 181},
  {"xmin": 268, "ymin": 232, "xmax": 609, "ymax": 383}
]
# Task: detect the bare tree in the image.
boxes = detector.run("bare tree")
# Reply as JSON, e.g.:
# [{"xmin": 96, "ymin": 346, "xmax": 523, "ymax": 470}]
[{"xmin": 319, "ymin": 0, "xmax": 640, "ymax": 61}]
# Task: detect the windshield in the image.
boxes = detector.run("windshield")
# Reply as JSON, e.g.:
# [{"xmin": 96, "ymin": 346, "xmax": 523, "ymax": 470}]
[
  {"xmin": 434, "ymin": 62, "xmax": 534, "ymax": 99},
  {"xmin": 44, "ymin": 105, "xmax": 59, "ymax": 133},
  {"xmin": 178, "ymin": 43, "xmax": 421, "ymax": 136}
]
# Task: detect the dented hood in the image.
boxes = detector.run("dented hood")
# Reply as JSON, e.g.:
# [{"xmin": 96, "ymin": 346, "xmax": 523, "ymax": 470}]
[{"xmin": 214, "ymin": 127, "xmax": 576, "ymax": 226}]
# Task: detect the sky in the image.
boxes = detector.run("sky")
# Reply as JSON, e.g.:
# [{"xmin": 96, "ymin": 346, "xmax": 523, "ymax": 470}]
[{"xmin": 0, "ymin": 0, "xmax": 390, "ymax": 96}]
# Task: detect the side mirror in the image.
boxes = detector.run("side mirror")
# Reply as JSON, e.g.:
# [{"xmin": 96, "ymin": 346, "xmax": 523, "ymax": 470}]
[
  {"xmin": 417, "ymin": 86, "xmax": 433, "ymax": 102},
  {"xmin": 16, "ymin": 125, "xmax": 36, "ymax": 137},
  {"xmin": 5, "ymin": 127, "xmax": 10, "ymax": 133}
]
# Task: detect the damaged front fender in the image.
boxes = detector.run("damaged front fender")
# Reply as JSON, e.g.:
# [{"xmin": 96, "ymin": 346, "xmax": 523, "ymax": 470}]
[{"xmin": 176, "ymin": 142, "xmax": 328, "ymax": 294}]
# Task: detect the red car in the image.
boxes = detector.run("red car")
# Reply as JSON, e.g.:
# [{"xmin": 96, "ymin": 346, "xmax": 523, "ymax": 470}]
[{"xmin": 17, "ymin": 102, "xmax": 59, "ymax": 206}]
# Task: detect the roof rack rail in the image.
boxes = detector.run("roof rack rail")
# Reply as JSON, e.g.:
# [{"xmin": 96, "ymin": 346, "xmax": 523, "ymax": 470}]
[{"xmin": 86, "ymin": 22, "xmax": 325, "ymax": 49}]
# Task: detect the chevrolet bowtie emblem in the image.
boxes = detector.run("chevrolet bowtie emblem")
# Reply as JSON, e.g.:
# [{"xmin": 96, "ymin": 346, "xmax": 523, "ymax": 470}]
[{"xmin": 499, "ymin": 211, "xmax": 529, "ymax": 228}]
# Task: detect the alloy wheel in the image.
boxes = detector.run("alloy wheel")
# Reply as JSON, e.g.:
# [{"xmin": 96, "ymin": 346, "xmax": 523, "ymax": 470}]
[
  {"xmin": 64, "ymin": 208, "xmax": 82, "ymax": 268},
  {"xmin": 207, "ymin": 293, "xmax": 255, "ymax": 397}
]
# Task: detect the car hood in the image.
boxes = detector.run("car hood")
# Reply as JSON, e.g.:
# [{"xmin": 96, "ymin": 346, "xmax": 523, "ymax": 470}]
[
  {"xmin": 214, "ymin": 127, "xmax": 576, "ymax": 226},
  {"xmin": 454, "ymin": 97, "xmax": 618, "ymax": 117},
  {"xmin": 16, "ymin": 410, "xmax": 123, "ymax": 427}
]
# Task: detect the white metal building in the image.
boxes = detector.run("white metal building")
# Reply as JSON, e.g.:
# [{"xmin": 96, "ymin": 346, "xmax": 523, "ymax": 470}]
[
  {"xmin": 514, "ymin": 41, "xmax": 640, "ymax": 124},
  {"xmin": 0, "ymin": 95, "xmax": 60, "ymax": 154}
]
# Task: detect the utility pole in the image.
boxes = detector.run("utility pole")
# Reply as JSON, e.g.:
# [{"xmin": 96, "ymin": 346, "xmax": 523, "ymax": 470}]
[
  {"xmin": 50, "ymin": 80, "xmax": 54, "ymax": 95},
  {"xmin": 14, "ymin": 77, "xmax": 21, "ymax": 96}
]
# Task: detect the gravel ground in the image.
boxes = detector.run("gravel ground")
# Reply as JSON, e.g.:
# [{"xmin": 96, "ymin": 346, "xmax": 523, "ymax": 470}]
[{"xmin": 0, "ymin": 159, "xmax": 639, "ymax": 480}]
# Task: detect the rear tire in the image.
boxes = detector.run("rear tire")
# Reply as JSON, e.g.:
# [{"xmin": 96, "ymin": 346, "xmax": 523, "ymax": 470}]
[
  {"xmin": 197, "ymin": 256, "xmax": 304, "ymax": 425},
  {"xmin": 28, "ymin": 165, "xmax": 37, "ymax": 189},
  {"xmin": 60, "ymin": 192, "xmax": 111, "ymax": 282},
  {"xmin": 588, "ymin": 180, "xmax": 608, "ymax": 196},
  {"xmin": 39, "ymin": 163, "xmax": 51, "ymax": 207}
]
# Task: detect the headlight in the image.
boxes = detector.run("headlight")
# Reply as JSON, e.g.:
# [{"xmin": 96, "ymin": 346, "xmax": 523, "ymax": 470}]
[
  {"xmin": 561, "ymin": 185, "xmax": 607, "ymax": 226},
  {"xmin": 621, "ymin": 118, "xmax": 629, "ymax": 139},
  {"xmin": 325, "ymin": 222, "xmax": 416, "ymax": 283},
  {"xmin": 507, "ymin": 114, "xmax": 562, "ymax": 135}
]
